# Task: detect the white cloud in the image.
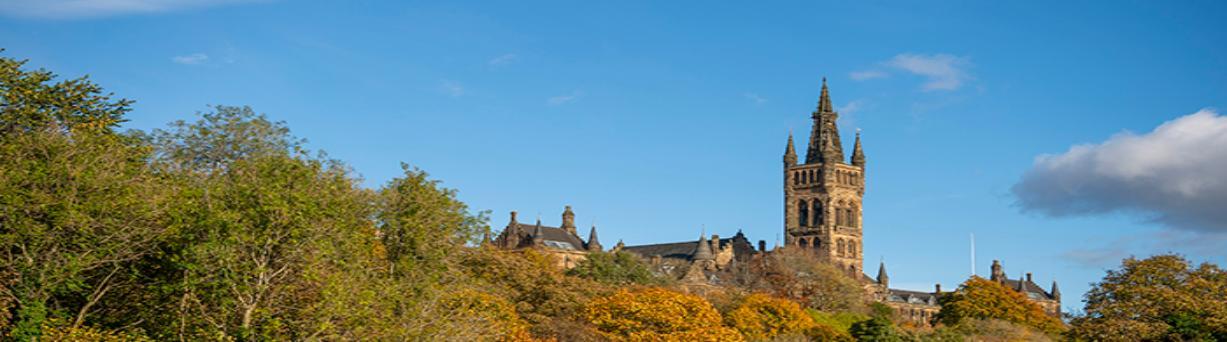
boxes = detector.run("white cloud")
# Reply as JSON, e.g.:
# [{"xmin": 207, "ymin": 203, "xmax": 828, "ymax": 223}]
[
  {"xmin": 885, "ymin": 53, "xmax": 972, "ymax": 91},
  {"xmin": 441, "ymin": 80, "xmax": 465, "ymax": 97},
  {"xmin": 1012, "ymin": 109, "xmax": 1227, "ymax": 232},
  {"xmin": 547, "ymin": 91, "xmax": 582, "ymax": 106},
  {"xmin": 488, "ymin": 53, "xmax": 518, "ymax": 66},
  {"xmin": 743, "ymin": 93, "xmax": 767, "ymax": 104},
  {"xmin": 838, "ymin": 100, "xmax": 865, "ymax": 115},
  {"xmin": 0, "ymin": 0, "xmax": 266, "ymax": 19},
  {"xmin": 171, "ymin": 53, "xmax": 209, "ymax": 65},
  {"xmin": 849, "ymin": 70, "xmax": 887, "ymax": 81}
]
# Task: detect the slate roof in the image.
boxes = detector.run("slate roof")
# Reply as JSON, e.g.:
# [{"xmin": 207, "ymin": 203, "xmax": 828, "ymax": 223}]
[
  {"xmin": 509, "ymin": 223, "xmax": 585, "ymax": 250},
  {"xmin": 1002, "ymin": 278, "xmax": 1056, "ymax": 300},
  {"xmin": 622, "ymin": 238, "xmax": 731, "ymax": 260},
  {"xmin": 886, "ymin": 289, "xmax": 939, "ymax": 306}
]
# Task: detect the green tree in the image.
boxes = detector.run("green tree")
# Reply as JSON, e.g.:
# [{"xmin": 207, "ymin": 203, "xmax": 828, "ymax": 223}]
[
  {"xmin": 379, "ymin": 163, "xmax": 487, "ymax": 280},
  {"xmin": 566, "ymin": 251, "xmax": 663, "ymax": 286},
  {"xmin": 1068, "ymin": 254, "xmax": 1227, "ymax": 341},
  {"xmin": 936, "ymin": 277, "xmax": 1064, "ymax": 335},
  {"xmin": 147, "ymin": 107, "xmax": 379, "ymax": 339},
  {"xmin": 0, "ymin": 53, "xmax": 160, "ymax": 339}
]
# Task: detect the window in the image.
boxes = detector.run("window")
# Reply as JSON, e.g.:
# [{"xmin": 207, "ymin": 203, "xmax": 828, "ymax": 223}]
[
  {"xmin": 813, "ymin": 200, "xmax": 823, "ymax": 226},
  {"xmin": 837, "ymin": 239, "xmax": 846, "ymax": 257},
  {"xmin": 798, "ymin": 199, "xmax": 808, "ymax": 227}
]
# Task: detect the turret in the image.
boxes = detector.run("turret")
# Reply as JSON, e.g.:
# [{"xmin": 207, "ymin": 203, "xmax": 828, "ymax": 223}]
[
  {"xmin": 561, "ymin": 205, "xmax": 577, "ymax": 236},
  {"xmin": 505, "ymin": 211, "xmax": 521, "ymax": 247},
  {"xmin": 692, "ymin": 233, "xmax": 714, "ymax": 261},
  {"xmin": 851, "ymin": 130, "xmax": 865, "ymax": 168},
  {"xmin": 532, "ymin": 218, "xmax": 545, "ymax": 246},
  {"xmin": 1051, "ymin": 281, "xmax": 1061, "ymax": 301},
  {"xmin": 991, "ymin": 260, "xmax": 1004, "ymax": 282},
  {"xmin": 877, "ymin": 261, "xmax": 890, "ymax": 287},
  {"xmin": 586, "ymin": 224, "xmax": 602, "ymax": 252},
  {"xmin": 784, "ymin": 133, "xmax": 798, "ymax": 166},
  {"xmin": 1016, "ymin": 273, "xmax": 1026, "ymax": 291}
]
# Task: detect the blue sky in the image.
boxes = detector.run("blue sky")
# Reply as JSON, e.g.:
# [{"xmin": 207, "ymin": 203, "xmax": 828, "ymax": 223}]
[{"xmin": 3, "ymin": 1, "xmax": 1226, "ymax": 311}]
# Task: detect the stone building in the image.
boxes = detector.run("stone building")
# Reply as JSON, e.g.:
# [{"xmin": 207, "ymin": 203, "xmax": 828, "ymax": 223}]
[
  {"xmin": 782, "ymin": 78, "xmax": 867, "ymax": 275},
  {"xmin": 619, "ymin": 231, "xmax": 758, "ymax": 284},
  {"xmin": 488, "ymin": 205, "xmax": 601, "ymax": 269}
]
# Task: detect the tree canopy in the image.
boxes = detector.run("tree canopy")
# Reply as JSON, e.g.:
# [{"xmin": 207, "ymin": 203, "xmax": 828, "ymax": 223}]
[{"xmin": 1069, "ymin": 254, "xmax": 1227, "ymax": 341}]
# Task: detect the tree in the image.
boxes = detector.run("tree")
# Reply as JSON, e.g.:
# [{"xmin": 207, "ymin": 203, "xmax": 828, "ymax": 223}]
[
  {"xmin": 0, "ymin": 52, "xmax": 151, "ymax": 339},
  {"xmin": 566, "ymin": 251, "xmax": 663, "ymax": 286},
  {"xmin": 584, "ymin": 287, "xmax": 742, "ymax": 341},
  {"xmin": 1068, "ymin": 254, "xmax": 1227, "ymax": 341},
  {"xmin": 724, "ymin": 293, "xmax": 816, "ymax": 340},
  {"xmin": 936, "ymin": 277, "xmax": 1064, "ymax": 335},
  {"xmin": 0, "ymin": 52, "xmax": 131, "ymax": 134},
  {"xmin": 727, "ymin": 248, "xmax": 868, "ymax": 313},
  {"xmin": 379, "ymin": 163, "xmax": 487, "ymax": 280}
]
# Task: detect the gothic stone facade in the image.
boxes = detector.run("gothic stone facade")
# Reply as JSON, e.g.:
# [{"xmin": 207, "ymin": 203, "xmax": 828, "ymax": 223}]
[{"xmin": 783, "ymin": 78, "xmax": 867, "ymax": 276}]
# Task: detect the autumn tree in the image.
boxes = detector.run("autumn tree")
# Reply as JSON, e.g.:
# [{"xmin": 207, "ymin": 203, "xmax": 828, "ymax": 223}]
[
  {"xmin": 936, "ymin": 277, "xmax": 1064, "ymax": 335},
  {"xmin": 726, "ymin": 248, "xmax": 868, "ymax": 313},
  {"xmin": 0, "ymin": 52, "xmax": 131, "ymax": 134},
  {"xmin": 1068, "ymin": 254, "xmax": 1227, "ymax": 341},
  {"xmin": 566, "ymin": 251, "xmax": 664, "ymax": 286},
  {"xmin": 723, "ymin": 293, "xmax": 817, "ymax": 340},
  {"xmin": 584, "ymin": 287, "xmax": 742, "ymax": 341}
]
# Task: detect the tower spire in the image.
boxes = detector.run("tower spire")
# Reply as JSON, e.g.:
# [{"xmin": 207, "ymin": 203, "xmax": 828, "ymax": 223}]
[
  {"xmin": 784, "ymin": 132, "xmax": 797, "ymax": 166},
  {"xmin": 851, "ymin": 129, "xmax": 865, "ymax": 167},
  {"xmin": 692, "ymin": 231, "xmax": 714, "ymax": 261},
  {"xmin": 805, "ymin": 77, "xmax": 844, "ymax": 164},
  {"xmin": 1051, "ymin": 280, "xmax": 1061, "ymax": 300}
]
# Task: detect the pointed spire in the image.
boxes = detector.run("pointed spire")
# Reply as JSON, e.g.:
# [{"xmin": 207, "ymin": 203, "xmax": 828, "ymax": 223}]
[
  {"xmin": 783, "ymin": 132, "xmax": 798, "ymax": 166},
  {"xmin": 851, "ymin": 129, "xmax": 866, "ymax": 168},
  {"xmin": 586, "ymin": 224, "xmax": 602, "ymax": 252},
  {"xmin": 1051, "ymin": 280, "xmax": 1061, "ymax": 300},
  {"xmin": 692, "ymin": 232, "xmax": 714, "ymax": 261},
  {"xmin": 805, "ymin": 77, "xmax": 844, "ymax": 164},
  {"xmin": 1017, "ymin": 273, "xmax": 1026, "ymax": 291},
  {"xmin": 877, "ymin": 260, "xmax": 890, "ymax": 287},
  {"xmin": 818, "ymin": 77, "xmax": 833, "ymax": 113},
  {"xmin": 532, "ymin": 219, "xmax": 545, "ymax": 246}
]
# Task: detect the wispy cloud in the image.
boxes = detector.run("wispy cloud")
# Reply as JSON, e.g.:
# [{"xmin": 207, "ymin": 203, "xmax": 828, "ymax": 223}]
[
  {"xmin": 488, "ymin": 53, "xmax": 518, "ymax": 66},
  {"xmin": 171, "ymin": 53, "xmax": 209, "ymax": 65},
  {"xmin": 886, "ymin": 53, "xmax": 972, "ymax": 91},
  {"xmin": 838, "ymin": 100, "xmax": 866, "ymax": 115},
  {"xmin": 850, "ymin": 53, "xmax": 973, "ymax": 91},
  {"xmin": 849, "ymin": 70, "xmax": 887, "ymax": 81},
  {"xmin": 547, "ymin": 91, "xmax": 583, "ymax": 106},
  {"xmin": 0, "ymin": 0, "xmax": 267, "ymax": 19},
  {"xmin": 440, "ymin": 80, "xmax": 465, "ymax": 98},
  {"xmin": 743, "ymin": 93, "xmax": 767, "ymax": 104},
  {"xmin": 1013, "ymin": 109, "xmax": 1227, "ymax": 233}
]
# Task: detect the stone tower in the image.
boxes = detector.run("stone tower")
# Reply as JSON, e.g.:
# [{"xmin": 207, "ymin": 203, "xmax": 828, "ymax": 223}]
[{"xmin": 783, "ymin": 78, "xmax": 866, "ymax": 274}]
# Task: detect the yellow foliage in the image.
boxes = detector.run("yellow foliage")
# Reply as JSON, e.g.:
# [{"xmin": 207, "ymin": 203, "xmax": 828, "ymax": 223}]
[
  {"xmin": 442, "ymin": 289, "xmax": 535, "ymax": 341},
  {"xmin": 584, "ymin": 287, "xmax": 743, "ymax": 341},
  {"xmin": 724, "ymin": 293, "xmax": 815, "ymax": 340},
  {"xmin": 938, "ymin": 277, "xmax": 1065, "ymax": 335},
  {"xmin": 39, "ymin": 322, "xmax": 152, "ymax": 342}
]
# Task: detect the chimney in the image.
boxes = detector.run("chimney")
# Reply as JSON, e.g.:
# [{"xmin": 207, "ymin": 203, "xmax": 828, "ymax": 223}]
[
  {"xmin": 711, "ymin": 234, "xmax": 720, "ymax": 247},
  {"xmin": 935, "ymin": 283, "xmax": 942, "ymax": 294},
  {"xmin": 510, "ymin": 211, "xmax": 518, "ymax": 224},
  {"xmin": 758, "ymin": 240, "xmax": 767, "ymax": 252},
  {"xmin": 1026, "ymin": 272, "xmax": 1033, "ymax": 283}
]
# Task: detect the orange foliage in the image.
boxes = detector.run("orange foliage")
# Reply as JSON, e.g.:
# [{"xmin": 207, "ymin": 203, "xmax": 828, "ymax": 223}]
[
  {"xmin": 584, "ymin": 288, "xmax": 743, "ymax": 341},
  {"xmin": 724, "ymin": 293, "xmax": 815, "ymax": 340},
  {"xmin": 937, "ymin": 277, "xmax": 1065, "ymax": 334},
  {"xmin": 442, "ymin": 289, "xmax": 536, "ymax": 341}
]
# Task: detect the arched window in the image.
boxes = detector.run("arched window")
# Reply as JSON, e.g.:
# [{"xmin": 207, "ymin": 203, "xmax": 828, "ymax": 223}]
[
  {"xmin": 849, "ymin": 243, "xmax": 857, "ymax": 257},
  {"xmin": 808, "ymin": 170, "xmax": 815, "ymax": 183},
  {"xmin": 793, "ymin": 171, "xmax": 799, "ymax": 185},
  {"xmin": 812, "ymin": 200, "xmax": 824, "ymax": 226},
  {"xmin": 835, "ymin": 202, "xmax": 845, "ymax": 226},
  {"xmin": 798, "ymin": 199, "xmax": 808, "ymax": 227},
  {"xmin": 837, "ymin": 239, "xmax": 846, "ymax": 257}
]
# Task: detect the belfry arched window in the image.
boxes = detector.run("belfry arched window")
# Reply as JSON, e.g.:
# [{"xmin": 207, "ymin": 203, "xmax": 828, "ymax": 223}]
[
  {"xmin": 798, "ymin": 199, "xmax": 809, "ymax": 227},
  {"xmin": 850, "ymin": 205, "xmax": 859, "ymax": 227},
  {"xmin": 812, "ymin": 200, "xmax": 824, "ymax": 226}
]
